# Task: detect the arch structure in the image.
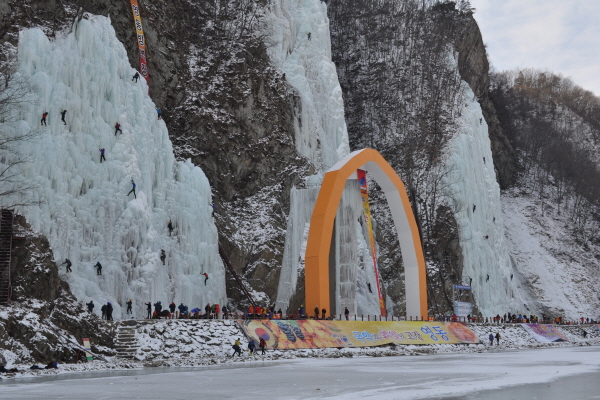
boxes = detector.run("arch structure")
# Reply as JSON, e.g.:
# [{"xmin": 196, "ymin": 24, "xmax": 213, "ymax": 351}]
[{"xmin": 305, "ymin": 149, "xmax": 427, "ymax": 317}]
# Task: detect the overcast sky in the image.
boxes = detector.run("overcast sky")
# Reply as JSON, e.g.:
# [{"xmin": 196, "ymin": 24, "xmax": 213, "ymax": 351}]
[{"xmin": 470, "ymin": 0, "xmax": 600, "ymax": 96}]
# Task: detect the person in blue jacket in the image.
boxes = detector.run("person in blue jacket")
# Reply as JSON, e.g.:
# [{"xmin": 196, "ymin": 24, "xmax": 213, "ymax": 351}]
[{"xmin": 127, "ymin": 179, "xmax": 136, "ymax": 199}]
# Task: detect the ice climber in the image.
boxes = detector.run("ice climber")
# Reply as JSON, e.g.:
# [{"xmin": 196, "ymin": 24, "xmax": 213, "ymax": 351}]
[
  {"xmin": 60, "ymin": 109, "xmax": 67, "ymax": 125},
  {"xmin": 126, "ymin": 299, "xmax": 133, "ymax": 314},
  {"xmin": 41, "ymin": 111, "xmax": 48, "ymax": 126},
  {"xmin": 232, "ymin": 339, "xmax": 242, "ymax": 356},
  {"xmin": 168, "ymin": 220, "xmax": 173, "ymax": 236},
  {"xmin": 99, "ymin": 148, "xmax": 106, "ymax": 163},
  {"xmin": 60, "ymin": 258, "xmax": 72, "ymax": 273},
  {"xmin": 115, "ymin": 122, "xmax": 122, "ymax": 135},
  {"xmin": 483, "ymin": 156, "xmax": 486, "ymax": 164},
  {"xmin": 94, "ymin": 261, "xmax": 102, "ymax": 275},
  {"xmin": 132, "ymin": 72, "xmax": 140, "ymax": 82},
  {"xmin": 160, "ymin": 249, "xmax": 166, "ymax": 265},
  {"xmin": 127, "ymin": 179, "xmax": 136, "ymax": 199},
  {"xmin": 202, "ymin": 272, "xmax": 209, "ymax": 285},
  {"xmin": 486, "ymin": 274, "xmax": 489, "ymax": 282},
  {"xmin": 86, "ymin": 300, "xmax": 94, "ymax": 312},
  {"xmin": 473, "ymin": 204, "xmax": 476, "ymax": 213},
  {"xmin": 156, "ymin": 108, "xmax": 162, "ymax": 120},
  {"xmin": 367, "ymin": 282, "xmax": 372, "ymax": 293},
  {"xmin": 510, "ymin": 273, "xmax": 513, "ymax": 281},
  {"xmin": 145, "ymin": 302, "xmax": 152, "ymax": 319},
  {"xmin": 307, "ymin": 32, "xmax": 311, "ymax": 41}
]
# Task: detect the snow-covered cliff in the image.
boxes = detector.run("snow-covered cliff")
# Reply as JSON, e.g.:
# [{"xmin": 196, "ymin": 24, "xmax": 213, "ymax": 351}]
[{"xmin": 2, "ymin": 16, "xmax": 225, "ymax": 318}]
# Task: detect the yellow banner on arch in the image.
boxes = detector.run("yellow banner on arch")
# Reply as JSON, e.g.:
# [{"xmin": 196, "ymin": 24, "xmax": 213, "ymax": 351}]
[{"xmin": 239, "ymin": 320, "xmax": 481, "ymax": 349}]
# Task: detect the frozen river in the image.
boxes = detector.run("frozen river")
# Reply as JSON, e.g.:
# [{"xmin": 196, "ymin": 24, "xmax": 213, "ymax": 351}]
[{"xmin": 1, "ymin": 346, "xmax": 600, "ymax": 399}]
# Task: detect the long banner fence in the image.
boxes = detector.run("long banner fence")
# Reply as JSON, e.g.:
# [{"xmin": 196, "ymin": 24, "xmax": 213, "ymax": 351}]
[{"xmin": 239, "ymin": 320, "xmax": 481, "ymax": 349}]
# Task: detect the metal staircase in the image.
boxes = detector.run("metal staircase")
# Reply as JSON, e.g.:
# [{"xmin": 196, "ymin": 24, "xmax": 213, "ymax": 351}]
[{"xmin": 0, "ymin": 209, "xmax": 14, "ymax": 305}]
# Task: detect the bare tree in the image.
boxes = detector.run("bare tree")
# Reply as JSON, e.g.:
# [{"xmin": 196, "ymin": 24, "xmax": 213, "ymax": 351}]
[{"xmin": 0, "ymin": 59, "xmax": 40, "ymax": 208}]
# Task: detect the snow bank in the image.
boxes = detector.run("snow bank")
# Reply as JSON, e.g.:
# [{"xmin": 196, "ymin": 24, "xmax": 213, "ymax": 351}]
[{"xmin": 1, "ymin": 16, "xmax": 225, "ymax": 318}]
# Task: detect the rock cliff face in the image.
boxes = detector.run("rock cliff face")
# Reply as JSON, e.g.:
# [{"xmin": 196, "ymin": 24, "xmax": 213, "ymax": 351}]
[{"xmin": 1, "ymin": 216, "xmax": 113, "ymax": 365}]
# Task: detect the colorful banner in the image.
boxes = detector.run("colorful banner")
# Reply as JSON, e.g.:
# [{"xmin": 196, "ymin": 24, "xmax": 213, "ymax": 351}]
[
  {"xmin": 521, "ymin": 324, "xmax": 568, "ymax": 342},
  {"xmin": 357, "ymin": 169, "xmax": 386, "ymax": 316},
  {"xmin": 130, "ymin": 0, "xmax": 149, "ymax": 85},
  {"xmin": 82, "ymin": 338, "xmax": 93, "ymax": 361},
  {"xmin": 239, "ymin": 320, "xmax": 481, "ymax": 349}
]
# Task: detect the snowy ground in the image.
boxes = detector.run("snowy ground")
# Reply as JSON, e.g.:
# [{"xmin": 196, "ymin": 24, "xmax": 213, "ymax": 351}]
[{"xmin": 1, "ymin": 346, "xmax": 600, "ymax": 399}]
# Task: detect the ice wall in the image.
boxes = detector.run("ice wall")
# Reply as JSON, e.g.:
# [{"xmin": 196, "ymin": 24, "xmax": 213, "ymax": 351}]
[
  {"xmin": 2, "ymin": 17, "xmax": 225, "ymax": 318},
  {"xmin": 266, "ymin": 0, "xmax": 350, "ymax": 171},
  {"xmin": 443, "ymin": 84, "xmax": 533, "ymax": 316},
  {"xmin": 267, "ymin": 0, "xmax": 381, "ymax": 314}
]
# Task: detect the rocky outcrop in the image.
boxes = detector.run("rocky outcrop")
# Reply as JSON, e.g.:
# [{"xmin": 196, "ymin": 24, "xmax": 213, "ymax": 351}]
[
  {"xmin": 0, "ymin": 215, "xmax": 114, "ymax": 365},
  {"xmin": 445, "ymin": 9, "xmax": 517, "ymax": 189}
]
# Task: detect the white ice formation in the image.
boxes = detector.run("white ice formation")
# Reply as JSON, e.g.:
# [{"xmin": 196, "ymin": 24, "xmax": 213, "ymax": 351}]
[
  {"xmin": 1, "ymin": 16, "xmax": 225, "ymax": 318},
  {"xmin": 268, "ymin": 0, "xmax": 381, "ymax": 316},
  {"xmin": 443, "ymin": 84, "xmax": 536, "ymax": 317}
]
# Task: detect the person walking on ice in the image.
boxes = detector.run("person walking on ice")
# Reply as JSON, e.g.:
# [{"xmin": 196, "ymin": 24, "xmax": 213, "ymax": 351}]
[
  {"xmin": 132, "ymin": 72, "xmax": 140, "ymax": 82},
  {"xmin": 60, "ymin": 109, "xmax": 67, "ymax": 125},
  {"xmin": 115, "ymin": 122, "xmax": 122, "ymax": 136},
  {"xmin": 202, "ymin": 272, "xmax": 209, "ymax": 286},
  {"xmin": 94, "ymin": 261, "xmax": 102, "ymax": 275},
  {"xmin": 160, "ymin": 249, "xmax": 166, "ymax": 265},
  {"xmin": 99, "ymin": 148, "xmax": 106, "ymax": 163},
  {"xmin": 60, "ymin": 258, "xmax": 72, "ymax": 273},
  {"xmin": 168, "ymin": 220, "xmax": 173, "ymax": 236},
  {"xmin": 127, "ymin": 179, "xmax": 136, "ymax": 199},
  {"xmin": 41, "ymin": 111, "xmax": 48, "ymax": 126}
]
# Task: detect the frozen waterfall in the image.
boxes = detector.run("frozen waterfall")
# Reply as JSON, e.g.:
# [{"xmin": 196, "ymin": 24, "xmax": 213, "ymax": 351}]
[{"xmin": 1, "ymin": 16, "xmax": 225, "ymax": 318}]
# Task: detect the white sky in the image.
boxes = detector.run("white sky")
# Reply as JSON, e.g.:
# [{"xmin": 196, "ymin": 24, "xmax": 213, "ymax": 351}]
[{"xmin": 470, "ymin": 0, "xmax": 600, "ymax": 96}]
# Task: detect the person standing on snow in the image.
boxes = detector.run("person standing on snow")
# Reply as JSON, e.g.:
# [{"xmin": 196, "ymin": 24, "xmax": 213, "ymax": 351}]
[
  {"xmin": 167, "ymin": 220, "xmax": 173, "ymax": 236},
  {"xmin": 101, "ymin": 304, "xmax": 107, "ymax": 320},
  {"xmin": 169, "ymin": 302, "xmax": 176, "ymax": 315},
  {"xmin": 145, "ymin": 302, "xmax": 152, "ymax": 319},
  {"xmin": 127, "ymin": 179, "xmax": 137, "ymax": 199},
  {"xmin": 259, "ymin": 337, "xmax": 267, "ymax": 354},
  {"xmin": 86, "ymin": 300, "xmax": 94, "ymax": 313},
  {"xmin": 488, "ymin": 333, "xmax": 494, "ymax": 345},
  {"xmin": 41, "ymin": 111, "xmax": 48, "ymax": 126},
  {"xmin": 132, "ymin": 72, "xmax": 140, "ymax": 82},
  {"xmin": 495, "ymin": 332, "xmax": 501, "ymax": 345},
  {"xmin": 344, "ymin": 306, "xmax": 350, "ymax": 320},
  {"xmin": 60, "ymin": 109, "xmax": 67, "ymax": 125},
  {"xmin": 202, "ymin": 272, "xmax": 209, "ymax": 286},
  {"xmin": 126, "ymin": 299, "xmax": 133, "ymax": 314},
  {"xmin": 99, "ymin": 148, "xmax": 106, "ymax": 163},
  {"xmin": 160, "ymin": 249, "xmax": 166, "ymax": 265},
  {"xmin": 248, "ymin": 338, "xmax": 256, "ymax": 355},
  {"xmin": 232, "ymin": 339, "xmax": 242, "ymax": 357},
  {"xmin": 115, "ymin": 122, "xmax": 122, "ymax": 135},
  {"xmin": 94, "ymin": 261, "xmax": 102, "ymax": 275},
  {"xmin": 60, "ymin": 258, "xmax": 72, "ymax": 273}
]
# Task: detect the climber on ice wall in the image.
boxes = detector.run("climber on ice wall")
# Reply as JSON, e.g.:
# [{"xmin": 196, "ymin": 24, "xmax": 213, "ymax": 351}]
[{"xmin": 127, "ymin": 179, "xmax": 136, "ymax": 199}]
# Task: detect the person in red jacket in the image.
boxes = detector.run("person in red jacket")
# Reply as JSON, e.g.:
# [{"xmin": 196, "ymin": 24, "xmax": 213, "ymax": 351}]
[
  {"xmin": 259, "ymin": 337, "xmax": 267, "ymax": 354},
  {"xmin": 248, "ymin": 305, "xmax": 254, "ymax": 319},
  {"xmin": 115, "ymin": 122, "xmax": 122, "ymax": 135},
  {"xmin": 202, "ymin": 272, "xmax": 209, "ymax": 285},
  {"xmin": 214, "ymin": 304, "xmax": 220, "ymax": 319}
]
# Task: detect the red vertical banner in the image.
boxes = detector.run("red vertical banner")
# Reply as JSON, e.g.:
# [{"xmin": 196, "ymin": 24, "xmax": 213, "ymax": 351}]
[
  {"xmin": 130, "ymin": 0, "xmax": 150, "ymax": 87},
  {"xmin": 357, "ymin": 169, "xmax": 386, "ymax": 316}
]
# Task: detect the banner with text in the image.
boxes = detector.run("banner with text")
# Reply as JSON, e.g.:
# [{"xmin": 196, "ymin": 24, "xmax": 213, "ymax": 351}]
[
  {"xmin": 521, "ymin": 324, "xmax": 569, "ymax": 342},
  {"xmin": 357, "ymin": 169, "xmax": 386, "ymax": 316},
  {"xmin": 130, "ymin": 0, "xmax": 149, "ymax": 85},
  {"xmin": 239, "ymin": 320, "xmax": 481, "ymax": 349}
]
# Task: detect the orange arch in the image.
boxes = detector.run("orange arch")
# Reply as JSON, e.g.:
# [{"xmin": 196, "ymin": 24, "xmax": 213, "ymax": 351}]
[{"xmin": 305, "ymin": 149, "xmax": 427, "ymax": 317}]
